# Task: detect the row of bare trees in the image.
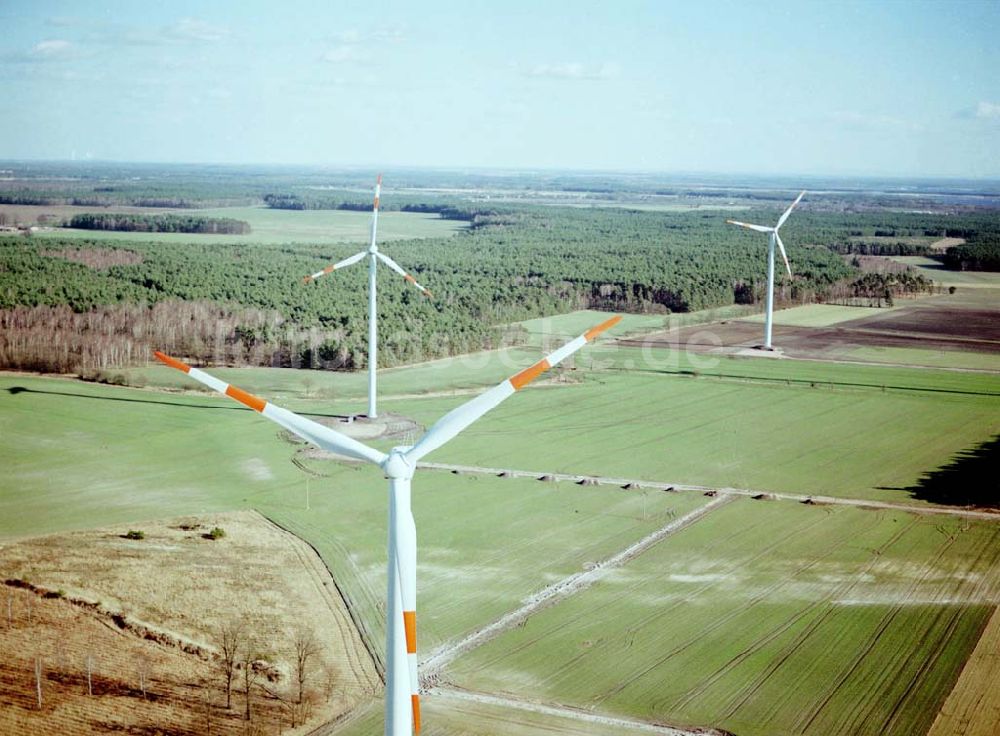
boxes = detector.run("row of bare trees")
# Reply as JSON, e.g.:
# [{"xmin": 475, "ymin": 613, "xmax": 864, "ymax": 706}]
[
  {"xmin": 215, "ymin": 618, "xmax": 322, "ymax": 729},
  {"xmin": 0, "ymin": 300, "xmax": 350, "ymax": 376}
]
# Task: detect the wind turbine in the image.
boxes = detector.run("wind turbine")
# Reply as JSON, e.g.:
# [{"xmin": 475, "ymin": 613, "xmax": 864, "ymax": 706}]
[
  {"xmin": 727, "ymin": 191, "xmax": 806, "ymax": 350},
  {"xmin": 303, "ymin": 175, "xmax": 432, "ymax": 419},
  {"xmin": 153, "ymin": 314, "xmax": 621, "ymax": 736}
]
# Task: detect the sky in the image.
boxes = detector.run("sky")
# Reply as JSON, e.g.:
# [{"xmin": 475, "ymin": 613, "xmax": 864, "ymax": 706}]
[{"xmin": 1, "ymin": 0, "xmax": 998, "ymax": 178}]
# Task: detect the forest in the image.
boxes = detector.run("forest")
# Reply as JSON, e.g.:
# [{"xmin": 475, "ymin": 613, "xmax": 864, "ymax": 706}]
[
  {"xmin": 67, "ymin": 213, "xmax": 252, "ymax": 235},
  {"xmin": 943, "ymin": 240, "xmax": 1000, "ymax": 271},
  {"xmin": 2, "ymin": 202, "xmax": 988, "ymax": 376}
]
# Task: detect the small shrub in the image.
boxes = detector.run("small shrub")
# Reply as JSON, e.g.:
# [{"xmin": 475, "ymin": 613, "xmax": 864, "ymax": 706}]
[
  {"xmin": 124, "ymin": 530, "xmax": 145, "ymax": 540},
  {"xmin": 206, "ymin": 527, "xmax": 226, "ymax": 540},
  {"xmin": 43, "ymin": 589, "xmax": 66, "ymax": 599}
]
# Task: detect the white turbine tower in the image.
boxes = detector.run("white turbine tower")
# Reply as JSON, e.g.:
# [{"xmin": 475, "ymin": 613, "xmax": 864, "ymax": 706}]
[
  {"xmin": 153, "ymin": 314, "xmax": 621, "ymax": 736},
  {"xmin": 304, "ymin": 175, "xmax": 432, "ymax": 419},
  {"xmin": 727, "ymin": 191, "xmax": 806, "ymax": 350}
]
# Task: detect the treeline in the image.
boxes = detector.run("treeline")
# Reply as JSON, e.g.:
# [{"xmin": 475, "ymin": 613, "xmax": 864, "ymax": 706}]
[
  {"xmin": 67, "ymin": 213, "xmax": 251, "ymax": 235},
  {"xmin": 827, "ymin": 272, "xmax": 935, "ymax": 307},
  {"xmin": 0, "ymin": 301, "xmax": 362, "ymax": 376},
  {"xmin": 825, "ymin": 241, "xmax": 930, "ymax": 256},
  {"xmin": 943, "ymin": 241, "xmax": 1000, "ymax": 271}
]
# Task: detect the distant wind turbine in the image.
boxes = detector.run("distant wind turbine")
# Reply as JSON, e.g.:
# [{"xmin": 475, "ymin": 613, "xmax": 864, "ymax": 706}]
[
  {"xmin": 153, "ymin": 314, "xmax": 621, "ymax": 736},
  {"xmin": 304, "ymin": 175, "xmax": 432, "ymax": 418},
  {"xmin": 727, "ymin": 191, "xmax": 806, "ymax": 350}
]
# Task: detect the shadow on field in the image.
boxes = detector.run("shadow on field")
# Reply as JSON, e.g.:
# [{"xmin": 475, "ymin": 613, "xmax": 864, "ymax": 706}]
[
  {"xmin": 5, "ymin": 385, "xmax": 345, "ymax": 420},
  {"xmin": 628, "ymin": 369, "xmax": 1000, "ymax": 398},
  {"xmin": 886, "ymin": 435, "xmax": 1000, "ymax": 508},
  {"xmin": 5, "ymin": 385, "xmax": 249, "ymax": 411}
]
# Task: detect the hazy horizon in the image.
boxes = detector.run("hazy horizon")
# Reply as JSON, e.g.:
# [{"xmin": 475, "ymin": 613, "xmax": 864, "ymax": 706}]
[{"xmin": 2, "ymin": 1, "xmax": 998, "ymax": 178}]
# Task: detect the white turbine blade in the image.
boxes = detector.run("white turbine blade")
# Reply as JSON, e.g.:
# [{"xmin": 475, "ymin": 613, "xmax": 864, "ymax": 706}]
[
  {"xmin": 405, "ymin": 315, "xmax": 622, "ymax": 463},
  {"xmin": 153, "ymin": 352, "xmax": 387, "ymax": 466},
  {"xmin": 303, "ymin": 250, "xmax": 367, "ymax": 283},
  {"xmin": 726, "ymin": 220, "xmax": 773, "ymax": 234},
  {"xmin": 376, "ymin": 252, "xmax": 433, "ymax": 297},
  {"xmin": 775, "ymin": 190, "xmax": 806, "ymax": 230},
  {"xmin": 775, "ymin": 232, "xmax": 793, "ymax": 277}
]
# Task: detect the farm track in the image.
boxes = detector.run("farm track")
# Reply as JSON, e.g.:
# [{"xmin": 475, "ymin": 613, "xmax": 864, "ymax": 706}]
[
  {"xmin": 432, "ymin": 686, "xmax": 730, "ymax": 736},
  {"xmin": 460, "ymin": 509, "xmax": 780, "ymax": 675},
  {"xmin": 419, "ymin": 495, "xmax": 734, "ymax": 680},
  {"xmin": 417, "ymin": 461, "xmax": 1000, "ymax": 521}
]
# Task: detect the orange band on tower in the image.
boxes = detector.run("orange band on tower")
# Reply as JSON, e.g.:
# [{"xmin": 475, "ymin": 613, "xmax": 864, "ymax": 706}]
[
  {"xmin": 403, "ymin": 611, "xmax": 416, "ymax": 654},
  {"xmin": 584, "ymin": 315, "xmax": 622, "ymax": 342},
  {"xmin": 412, "ymin": 694, "xmax": 421, "ymax": 732},
  {"xmin": 510, "ymin": 358, "xmax": 551, "ymax": 390},
  {"xmin": 154, "ymin": 351, "xmax": 191, "ymax": 374},
  {"xmin": 225, "ymin": 385, "xmax": 266, "ymax": 413}
]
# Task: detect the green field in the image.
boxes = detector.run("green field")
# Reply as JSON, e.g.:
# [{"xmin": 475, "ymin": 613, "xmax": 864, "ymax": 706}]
[
  {"xmin": 891, "ymin": 257, "xmax": 1000, "ymax": 289},
  {"xmin": 3, "ymin": 309, "xmax": 999, "ymax": 734},
  {"xmin": 448, "ymin": 499, "xmax": 1000, "ymax": 736},
  {"xmin": 740, "ymin": 303, "xmax": 902, "ymax": 327},
  {"xmin": 840, "ymin": 346, "xmax": 1000, "ymax": 371},
  {"xmin": 375, "ymin": 365, "xmax": 999, "ymax": 505},
  {"xmin": 34, "ymin": 206, "xmax": 467, "ymax": 245}
]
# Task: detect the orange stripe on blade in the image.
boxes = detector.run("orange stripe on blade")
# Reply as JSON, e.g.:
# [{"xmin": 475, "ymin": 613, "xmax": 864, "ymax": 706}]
[
  {"xmin": 225, "ymin": 385, "xmax": 267, "ymax": 413},
  {"xmin": 403, "ymin": 611, "xmax": 416, "ymax": 654},
  {"xmin": 323, "ymin": 265, "xmax": 335, "ymax": 274},
  {"xmin": 412, "ymin": 694, "xmax": 421, "ymax": 732},
  {"xmin": 404, "ymin": 274, "xmax": 416, "ymax": 284},
  {"xmin": 154, "ymin": 351, "xmax": 191, "ymax": 374},
  {"xmin": 584, "ymin": 315, "xmax": 622, "ymax": 342},
  {"xmin": 510, "ymin": 358, "xmax": 550, "ymax": 390}
]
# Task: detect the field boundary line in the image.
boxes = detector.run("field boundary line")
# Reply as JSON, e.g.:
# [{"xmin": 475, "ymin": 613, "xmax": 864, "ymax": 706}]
[
  {"xmin": 431, "ymin": 686, "xmax": 731, "ymax": 736},
  {"xmin": 260, "ymin": 511, "xmax": 386, "ymax": 683},
  {"xmin": 420, "ymin": 495, "xmax": 733, "ymax": 679},
  {"xmin": 417, "ymin": 461, "xmax": 1000, "ymax": 521}
]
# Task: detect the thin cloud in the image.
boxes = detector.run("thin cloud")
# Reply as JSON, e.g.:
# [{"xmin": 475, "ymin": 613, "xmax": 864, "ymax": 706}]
[
  {"xmin": 3, "ymin": 39, "xmax": 80, "ymax": 64},
  {"xmin": 163, "ymin": 17, "xmax": 229, "ymax": 43},
  {"xmin": 322, "ymin": 26, "xmax": 403, "ymax": 64},
  {"xmin": 976, "ymin": 101, "xmax": 1000, "ymax": 120},
  {"xmin": 524, "ymin": 62, "xmax": 620, "ymax": 80}
]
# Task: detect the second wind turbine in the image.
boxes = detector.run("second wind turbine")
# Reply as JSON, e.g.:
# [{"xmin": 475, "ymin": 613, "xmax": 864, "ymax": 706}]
[
  {"xmin": 727, "ymin": 190, "xmax": 806, "ymax": 351},
  {"xmin": 304, "ymin": 175, "xmax": 432, "ymax": 418}
]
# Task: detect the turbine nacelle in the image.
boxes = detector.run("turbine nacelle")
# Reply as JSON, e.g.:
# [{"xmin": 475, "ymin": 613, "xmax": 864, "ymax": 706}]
[{"xmin": 383, "ymin": 448, "xmax": 416, "ymax": 480}]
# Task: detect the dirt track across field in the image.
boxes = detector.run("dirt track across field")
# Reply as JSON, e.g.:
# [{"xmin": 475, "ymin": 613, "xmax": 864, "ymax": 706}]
[
  {"xmin": 420, "ymin": 496, "xmax": 732, "ymax": 680},
  {"xmin": 432, "ymin": 686, "xmax": 730, "ymax": 736}
]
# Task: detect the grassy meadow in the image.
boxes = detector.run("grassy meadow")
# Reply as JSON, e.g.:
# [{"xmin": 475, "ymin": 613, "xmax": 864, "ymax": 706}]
[
  {"xmin": 448, "ymin": 499, "xmax": 1000, "ymax": 736},
  {"xmin": 28, "ymin": 206, "xmax": 467, "ymax": 245}
]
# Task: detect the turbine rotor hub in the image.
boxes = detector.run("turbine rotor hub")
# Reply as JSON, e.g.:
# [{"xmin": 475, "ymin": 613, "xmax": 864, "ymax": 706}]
[{"xmin": 383, "ymin": 448, "xmax": 414, "ymax": 479}]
